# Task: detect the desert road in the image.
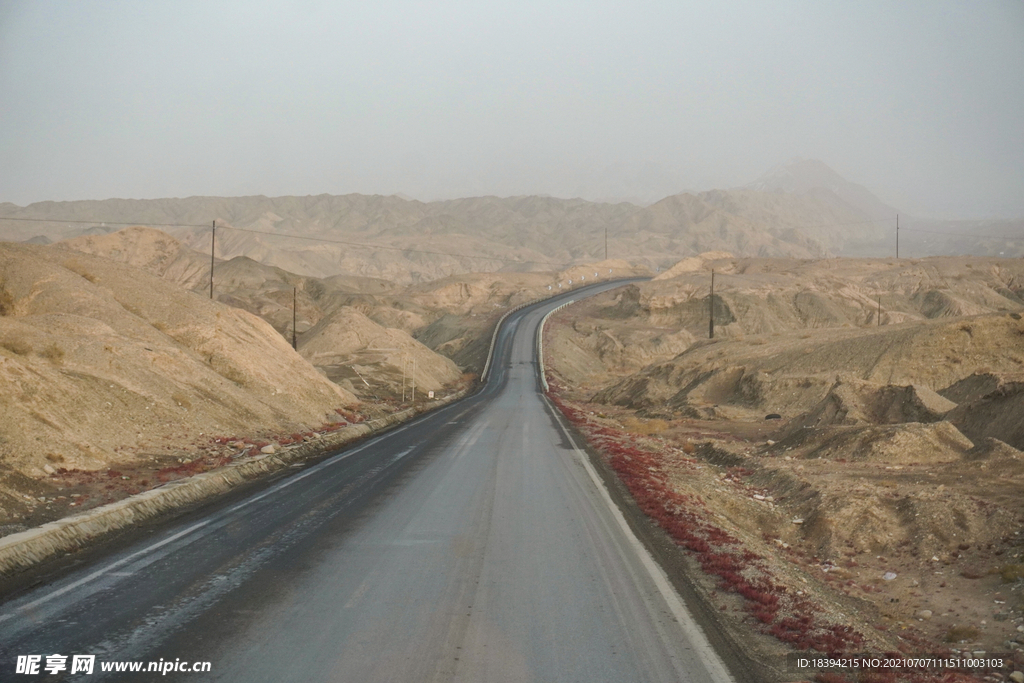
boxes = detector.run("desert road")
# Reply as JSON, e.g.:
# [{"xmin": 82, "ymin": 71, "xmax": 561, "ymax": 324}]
[{"xmin": 0, "ymin": 281, "xmax": 735, "ymax": 683}]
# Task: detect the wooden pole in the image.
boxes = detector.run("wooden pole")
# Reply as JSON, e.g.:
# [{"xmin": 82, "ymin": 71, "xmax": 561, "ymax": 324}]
[
  {"xmin": 709, "ymin": 269, "xmax": 715, "ymax": 339},
  {"xmin": 292, "ymin": 287, "xmax": 297, "ymax": 350},
  {"xmin": 209, "ymin": 220, "xmax": 215, "ymax": 299}
]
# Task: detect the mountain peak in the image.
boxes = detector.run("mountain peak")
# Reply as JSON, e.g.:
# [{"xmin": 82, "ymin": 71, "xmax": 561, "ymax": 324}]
[{"xmin": 746, "ymin": 159, "xmax": 897, "ymax": 220}]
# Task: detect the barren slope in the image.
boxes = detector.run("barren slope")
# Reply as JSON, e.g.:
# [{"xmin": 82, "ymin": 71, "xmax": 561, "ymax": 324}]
[
  {"xmin": 542, "ymin": 256, "xmax": 1024, "ymax": 667},
  {"xmin": 0, "ymin": 243, "xmax": 357, "ymax": 484},
  {"xmin": 0, "ymin": 184, "xmax": 887, "ymax": 282},
  {"xmin": 298, "ymin": 307, "xmax": 462, "ymax": 401}
]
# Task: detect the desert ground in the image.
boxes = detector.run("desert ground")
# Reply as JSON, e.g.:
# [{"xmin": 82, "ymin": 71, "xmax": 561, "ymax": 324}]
[
  {"xmin": 1, "ymin": 175, "xmax": 1022, "ymax": 678},
  {"xmin": 5, "ymin": 162, "xmax": 1022, "ymax": 287},
  {"xmin": 0, "ymin": 228, "xmax": 645, "ymax": 535},
  {"xmin": 543, "ymin": 253, "xmax": 1024, "ymax": 676}
]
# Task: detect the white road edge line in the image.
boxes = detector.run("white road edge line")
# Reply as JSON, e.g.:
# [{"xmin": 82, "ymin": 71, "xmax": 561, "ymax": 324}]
[
  {"xmin": 2, "ymin": 284, "xmax": 620, "ymax": 622},
  {"xmin": 547, "ymin": 400, "xmax": 736, "ymax": 683},
  {"xmin": 13, "ymin": 519, "xmax": 212, "ymax": 614},
  {"xmin": 6, "ymin": 407, "xmax": 461, "ymax": 618}
]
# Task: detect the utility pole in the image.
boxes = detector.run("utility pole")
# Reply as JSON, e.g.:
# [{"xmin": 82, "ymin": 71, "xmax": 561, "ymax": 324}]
[
  {"xmin": 292, "ymin": 287, "xmax": 297, "ymax": 350},
  {"xmin": 896, "ymin": 214, "xmax": 899, "ymax": 259},
  {"xmin": 877, "ymin": 295, "xmax": 881, "ymax": 326},
  {"xmin": 411, "ymin": 358, "xmax": 416, "ymax": 403},
  {"xmin": 709, "ymin": 269, "xmax": 715, "ymax": 339},
  {"xmin": 209, "ymin": 220, "xmax": 216, "ymax": 299},
  {"xmin": 604, "ymin": 227, "xmax": 608, "ymax": 261}
]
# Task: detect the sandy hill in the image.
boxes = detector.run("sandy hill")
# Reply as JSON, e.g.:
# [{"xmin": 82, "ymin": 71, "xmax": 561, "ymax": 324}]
[
  {"xmin": 543, "ymin": 261, "xmax": 1024, "ymax": 657},
  {"xmin": 56, "ymin": 226, "xmax": 212, "ymax": 290},
  {"xmin": 0, "ymin": 242, "xmax": 356, "ymax": 486},
  {"xmin": 53, "ymin": 226, "xmax": 401, "ymax": 345},
  {"xmin": 653, "ymin": 251, "xmax": 736, "ymax": 280},
  {"xmin": 634, "ymin": 255, "xmax": 1024, "ymax": 337},
  {"xmin": 543, "ymin": 254, "xmax": 1024, "ymax": 430},
  {"xmin": 619, "ymin": 191, "xmax": 852, "ymax": 260},
  {"xmin": 299, "ymin": 307, "xmax": 462, "ymax": 400},
  {"xmin": 49, "ymin": 226, "xmax": 638, "ymax": 389},
  {"xmin": 400, "ymin": 262, "xmax": 653, "ymax": 370},
  {"xmin": 8, "ymin": 161, "xmax": 1017, "ymax": 282},
  {"xmin": 592, "ymin": 312, "xmax": 1024, "ymax": 436},
  {"xmin": 745, "ymin": 158, "xmax": 1024, "ymax": 258},
  {"xmin": 198, "ymin": 255, "xmax": 397, "ymax": 341},
  {"xmin": 746, "ymin": 158, "xmax": 898, "ymax": 221}
]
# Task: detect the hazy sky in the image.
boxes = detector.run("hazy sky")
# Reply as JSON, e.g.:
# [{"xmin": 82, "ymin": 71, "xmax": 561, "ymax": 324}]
[{"xmin": 1, "ymin": 1, "xmax": 1022, "ymax": 218}]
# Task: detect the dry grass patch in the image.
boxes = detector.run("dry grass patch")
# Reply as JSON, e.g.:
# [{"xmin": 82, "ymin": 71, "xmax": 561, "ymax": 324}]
[
  {"xmin": 995, "ymin": 563, "xmax": 1024, "ymax": 583},
  {"xmin": 944, "ymin": 625, "xmax": 980, "ymax": 643},
  {"xmin": 1, "ymin": 338, "xmax": 32, "ymax": 355},
  {"xmin": 0, "ymin": 283, "xmax": 13, "ymax": 316},
  {"xmin": 39, "ymin": 342, "xmax": 65, "ymax": 364},
  {"xmin": 621, "ymin": 416, "xmax": 670, "ymax": 435},
  {"xmin": 62, "ymin": 258, "xmax": 99, "ymax": 283}
]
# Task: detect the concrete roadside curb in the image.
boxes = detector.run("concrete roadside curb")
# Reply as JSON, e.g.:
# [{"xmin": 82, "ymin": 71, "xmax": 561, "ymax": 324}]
[
  {"xmin": 0, "ymin": 389, "xmax": 467, "ymax": 578},
  {"xmin": 536, "ymin": 308, "xmax": 756, "ymax": 683},
  {"xmin": 0, "ymin": 276, "xmax": 640, "ymax": 578},
  {"xmin": 482, "ymin": 276, "xmax": 641, "ymax": 381},
  {"xmin": 481, "ymin": 298, "xmax": 544, "ymax": 381},
  {"xmin": 537, "ymin": 299, "xmax": 574, "ymax": 392}
]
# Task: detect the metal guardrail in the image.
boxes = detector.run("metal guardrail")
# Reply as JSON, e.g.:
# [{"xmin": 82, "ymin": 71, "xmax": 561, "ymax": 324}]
[
  {"xmin": 537, "ymin": 300, "xmax": 574, "ymax": 392},
  {"xmin": 480, "ymin": 277, "xmax": 642, "ymax": 382},
  {"xmin": 481, "ymin": 300, "xmax": 535, "ymax": 382}
]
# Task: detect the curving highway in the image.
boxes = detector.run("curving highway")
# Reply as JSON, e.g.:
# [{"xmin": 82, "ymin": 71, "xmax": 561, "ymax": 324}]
[{"xmin": 0, "ymin": 281, "xmax": 734, "ymax": 682}]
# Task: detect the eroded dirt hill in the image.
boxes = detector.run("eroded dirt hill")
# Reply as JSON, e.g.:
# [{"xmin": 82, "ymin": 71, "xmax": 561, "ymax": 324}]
[
  {"xmin": 53, "ymin": 227, "xmax": 650, "ymax": 382},
  {"xmin": 543, "ymin": 255, "xmax": 1024, "ymax": 671},
  {"xmin": 0, "ymin": 243, "xmax": 359, "ymax": 523}
]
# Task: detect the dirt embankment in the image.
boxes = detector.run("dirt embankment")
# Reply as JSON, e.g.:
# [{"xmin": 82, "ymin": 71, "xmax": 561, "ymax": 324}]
[
  {"xmin": 544, "ymin": 258, "xmax": 1024, "ymax": 678},
  {"xmin": 54, "ymin": 227, "xmax": 651, "ymax": 382},
  {"xmin": 595, "ymin": 314, "xmax": 1024, "ymax": 443},
  {"xmin": 642, "ymin": 255, "xmax": 1024, "ymax": 335},
  {"xmin": 0, "ymin": 243, "xmax": 363, "ymax": 534},
  {"xmin": 0, "ymin": 230, "xmax": 641, "ymax": 538},
  {"xmin": 299, "ymin": 306, "xmax": 462, "ymax": 400}
]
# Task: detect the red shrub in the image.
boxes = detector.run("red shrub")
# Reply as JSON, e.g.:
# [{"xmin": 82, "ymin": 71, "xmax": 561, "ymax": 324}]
[{"xmin": 548, "ymin": 390, "xmax": 867, "ymax": 655}]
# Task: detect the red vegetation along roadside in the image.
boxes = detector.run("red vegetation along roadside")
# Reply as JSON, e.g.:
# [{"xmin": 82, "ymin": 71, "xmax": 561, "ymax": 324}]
[
  {"xmin": 545, "ymin": 382, "xmax": 992, "ymax": 683},
  {"xmin": 548, "ymin": 386, "xmax": 861, "ymax": 653}
]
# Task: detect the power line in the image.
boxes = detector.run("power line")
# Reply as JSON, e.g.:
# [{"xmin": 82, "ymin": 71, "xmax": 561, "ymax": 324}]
[
  {"xmin": 776, "ymin": 217, "xmax": 891, "ymax": 231},
  {"xmin": 0, "ymin": 216, "xmax": 209, "ymax": 228},
  {"xmin": 897, "ymin": 226, "xmax": 1024, "ymax": 241},
  {"xmin": 0, "ymin": 212, "xmax": 894, "ymax": 231},
  {"xmin": 215, "ymin": 224, "xmax": 568, "ymax": 267},
  {"xmin": 4, "ymin": 213, "xmax": 1020, "ymax": 260},
  {"xmin": 0, "ymin": 214, "xmax": 571, "ymax": 267}
]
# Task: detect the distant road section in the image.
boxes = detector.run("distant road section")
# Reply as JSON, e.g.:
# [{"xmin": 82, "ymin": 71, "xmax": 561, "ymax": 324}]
[{"xmin": 0, "ymin": 280, "xmax": 734, "ymax": 683}]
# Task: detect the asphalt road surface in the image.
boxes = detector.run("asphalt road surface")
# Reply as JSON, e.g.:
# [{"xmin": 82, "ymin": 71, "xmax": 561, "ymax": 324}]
[{"xmin": 0, "ymin": 281, "xmax": 735, "ymax": 683}]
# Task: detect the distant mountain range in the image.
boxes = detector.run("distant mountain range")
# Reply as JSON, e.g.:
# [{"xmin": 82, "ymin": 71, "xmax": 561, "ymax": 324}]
[
  {"xmin": 2, "ymin": 160, "xmax": 1020, "ymax": 281},
  {"xmin": 745, "ymin": 158, "xmax": 899, "ymax": 220}
]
